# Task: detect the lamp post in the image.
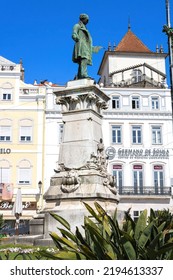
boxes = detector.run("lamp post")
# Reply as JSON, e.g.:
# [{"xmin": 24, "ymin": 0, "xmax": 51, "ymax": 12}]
[
  {"xmin": 163, "ymin": 0, "xmax": 173, "ymax": 123},
  {"xmin": 38, "ymin": 180, "xmax": 42, "ymax": 194},
  {"xmin": 36, "ymin": 181, "xmax": 42, "ymax": 212}
]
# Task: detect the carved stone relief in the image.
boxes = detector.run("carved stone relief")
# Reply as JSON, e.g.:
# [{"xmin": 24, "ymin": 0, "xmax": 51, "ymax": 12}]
[
  {"xmin": 61, "ymin": 169, "xmax": 81, "ymax": 193},
  {"xmin": 103, "ymin": 174, "xmax": 117, "ymax": 195},
  {"xmin": 56, "ymin": 92, "xmax": 108, "ymax": 114}
]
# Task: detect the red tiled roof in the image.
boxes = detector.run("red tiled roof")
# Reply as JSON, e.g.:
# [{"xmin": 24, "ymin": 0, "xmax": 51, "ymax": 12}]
[
  {"xmin": 36, "ymin": 81, "xmax": 60, "ymax": 87},
  {"xmin": 115, "ymin": 30, "xmax": 152, "ymax": 53}
]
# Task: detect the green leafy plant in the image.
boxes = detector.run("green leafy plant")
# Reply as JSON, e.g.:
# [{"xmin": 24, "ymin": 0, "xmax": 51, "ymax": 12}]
[
  {"xmin": 40, "ymin": 202, "xmax": 173, "ymax": 260},
  {"xmin": 0, "ymin": 245, "xmax": 57, "ymax": 260}
]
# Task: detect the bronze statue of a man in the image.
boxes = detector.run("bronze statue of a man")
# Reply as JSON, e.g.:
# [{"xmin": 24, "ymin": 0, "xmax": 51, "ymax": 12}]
[{"xmin": 72, "ymin": 13, "xmax": 102, "ymax": 79}]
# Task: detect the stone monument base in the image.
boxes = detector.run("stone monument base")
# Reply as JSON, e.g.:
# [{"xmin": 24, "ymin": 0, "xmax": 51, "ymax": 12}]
[
  {"xmin": 30, "ymin": 169, "xmax": 119, "ymax": 238},
  {"xmin": 28, "ymin": 79, "xmax": 119, "ymax": 244}
]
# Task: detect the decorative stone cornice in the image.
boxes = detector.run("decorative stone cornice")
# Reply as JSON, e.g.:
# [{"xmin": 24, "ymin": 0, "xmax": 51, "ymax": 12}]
[
  {"xmin": 56, "ymin": 92, "xmax": 108, "ymax": 114},
  {"xmin": 103, "ymin": 111, "xmax": 172, "ymax": 119}
]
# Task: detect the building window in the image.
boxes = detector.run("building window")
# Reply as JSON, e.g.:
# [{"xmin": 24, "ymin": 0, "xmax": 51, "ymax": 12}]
[
  {"xmin": 113, "ymin": 165, "xmax": 123, "ymax": 194},
  {"xmin": 153, "ymin": 165, "xmax": 164, "ymax": 194},
  {"xmin": 152, "ymin": 126, "xmax": 162, "ymax": 144},
  {"xmin": 132, "ymin": 126, "xmax": 142, "ymax": 144},
  {"xmin": 20, "ymin": 126, "xmax": 32, "ymax": 142},
  {"xmin": 2, "ymin": 93, "xmax": 12, "ymax": 101},
  {"xmin": 132, "ymin": 69, "xmax": 142, "ymax": 83},
  {"xmin": 19, "ymin": 119, "xmax": 33, "ymax": 142},
  {"xmin": 112, "ymin": 125, "xmax": 121, "ymax": 144},
  {"xmin": 133, "ymin": 165, "xmax": 143, "ymax": 194},
  {"xmin": 132, "ymin": 96, "xmax": 140, "ymax": 109},
  {"xmin": 0, "ymin": 160, "xmax": 11, "ymax": 184},
  {"xmin": 112, "ymin": 96, "xmax": 120, "ymax": 109},
  {"xmin": 1, "ymin": 82, "xmax": 13, "ymax": 101},
  {"xmin": 18, "ymin": 169, "xmax": 31, "ymax": 184},
  {"xmin": 18, "ymin": 160, "xmax": 32, "ymax": 185},
  {"xmin": 151, "ymin": 97, "xmax": 159, "ymax": 109},
  {"xmin": 59, "ymin": 124, "xmax": 64, "ymax": 143},
  {"xmin": 0, "ymin": 126, "xmax": 11, "ymax": 141},
  {"xmin": 0, "ymin": 168, "xmax": 10, "ymax": 184}
]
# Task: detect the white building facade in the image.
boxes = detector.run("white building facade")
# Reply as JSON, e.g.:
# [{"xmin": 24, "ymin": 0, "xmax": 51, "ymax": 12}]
[{"xmin": 98, "ymin": 28, "xmax": 173, "ymax": 218}]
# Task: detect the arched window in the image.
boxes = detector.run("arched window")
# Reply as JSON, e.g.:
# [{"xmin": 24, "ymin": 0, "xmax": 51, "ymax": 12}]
[
  {"xmin": 1, "ymin": 82, "xmax": 13, "ymax": 101},
  {"xmin": 112, "ymin": 96, "xmax": 120, "ymax": 109},
  {"xmin": 19, "ymin": 119, "xmax": 33, "ymax": 142},
  {"xmin": 151, "ymin": 96, "xmax": 159, "ymax": 110},
  {"xmin": 0, "ymin": 159, "xmax": 11, "ymax": 183},
  {"xmin": 112, "ymin": 164, "xmax": 123, "ymax": 194},
  {"xmin": 133, "ymin": 165, "xmax": 143, "ymax": 194},
  {"xmin": 153, "ymin": 165, "xmax": 164, "ymax": 194},
  {"xmin": 131, "ymin": 96, "xmax": 140, "ymax": 109},
  {"xmin": 0, "ymin": 119, "xmax": 12, "ymax": 142},
  {"xmin": 17, "ymin": 160, "xmax": 32, "ymax": 185}
]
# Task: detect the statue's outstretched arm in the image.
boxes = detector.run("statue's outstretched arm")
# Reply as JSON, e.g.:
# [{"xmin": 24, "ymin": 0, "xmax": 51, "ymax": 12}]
[{"xmin": 92, "ymin": 46, "xmax": 103, "ymax": 53}]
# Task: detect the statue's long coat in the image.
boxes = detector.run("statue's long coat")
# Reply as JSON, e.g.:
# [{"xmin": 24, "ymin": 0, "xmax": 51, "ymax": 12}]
[{"xmin": 72, "ymin": 21, "xmax": 93, "ymax": 65}]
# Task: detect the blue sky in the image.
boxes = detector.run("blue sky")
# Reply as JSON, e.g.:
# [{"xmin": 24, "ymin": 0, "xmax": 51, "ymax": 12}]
[{"xmin": 0, "ymin": 0, "xmax": 172, "ymax": 85}]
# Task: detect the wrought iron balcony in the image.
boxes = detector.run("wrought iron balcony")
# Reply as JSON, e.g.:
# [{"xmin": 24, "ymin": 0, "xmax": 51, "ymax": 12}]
[{"xmin": 118, "ymin": 186, "xmax": 171, "ymax": 196}]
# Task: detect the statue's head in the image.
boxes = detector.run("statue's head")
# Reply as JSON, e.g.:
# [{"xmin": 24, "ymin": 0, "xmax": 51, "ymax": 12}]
[{"xmin": 79, "ymin": 13, "xmax": 89, "ymax": 24}]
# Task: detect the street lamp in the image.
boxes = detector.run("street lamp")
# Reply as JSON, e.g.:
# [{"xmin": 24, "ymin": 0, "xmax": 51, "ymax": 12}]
[
  {"xmin": 163, "ymin": 0, "xmax": 173, "ymax": 123},
  {"xmin": 36, "ymin": 181, "xmax": 42, "ymax": 212},
  {"xmin": 38, "ymin": 181, "xmax": 42, "ymax": 195}
]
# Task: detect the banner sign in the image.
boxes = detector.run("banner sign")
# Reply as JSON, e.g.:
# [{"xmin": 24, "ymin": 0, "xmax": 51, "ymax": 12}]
[
  {"xmin": 2, "ymin": 183, "xmax": 13, "ymax": 200},
  {"xmin": 0, "ymin": 201, "xmax": 37, "ymax": 210},
  {"xmin": 106, "ymin": 147, "xmax": 169, "ymax": 160}
]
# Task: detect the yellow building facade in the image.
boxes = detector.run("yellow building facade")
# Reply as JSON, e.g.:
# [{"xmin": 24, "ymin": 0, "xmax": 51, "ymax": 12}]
[{"xmin": 0, "ymin": 56, "xmax": 45, "ymax": 224}]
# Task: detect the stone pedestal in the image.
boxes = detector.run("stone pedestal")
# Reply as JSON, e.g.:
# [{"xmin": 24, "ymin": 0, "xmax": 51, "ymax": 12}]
[
  {"xmin": 59, "ymin": 109, "xmax": 102, "ymax": 168},
  {"xmin": 30, "ymin": 79, "xmax": 119, "ymax": 241}
]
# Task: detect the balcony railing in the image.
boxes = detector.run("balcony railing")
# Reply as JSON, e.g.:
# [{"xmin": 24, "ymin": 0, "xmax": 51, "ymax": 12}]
[{"xmin": 118, "ymin": 186, "xmax": 171, "ymax": 196}]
